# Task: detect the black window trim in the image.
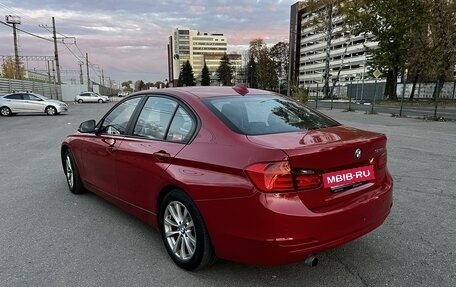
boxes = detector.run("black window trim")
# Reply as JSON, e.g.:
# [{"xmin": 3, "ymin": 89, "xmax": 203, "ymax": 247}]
[
  {"xmin": 107, "ymin": 93, "xmax": 200, "ymax": 144},
  {"xmin": 95, "ymin": 95, "xmax": 145, "ymax": 136}
]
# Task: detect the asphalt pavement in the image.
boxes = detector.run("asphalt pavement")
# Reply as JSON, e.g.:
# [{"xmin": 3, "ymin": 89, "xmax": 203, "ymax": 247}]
[{"xmin": 0, "ymin": 102, "xmax": 455, "ymax": 286}]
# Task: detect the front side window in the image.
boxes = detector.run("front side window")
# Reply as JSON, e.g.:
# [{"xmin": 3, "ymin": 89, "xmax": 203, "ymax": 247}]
[
  {"xmin": 100, "ymin": 97, "xmax": 141, "ymax": 135},
  {"xmin": 204, "ymin": 95, "xmax": 340, "ymax": 135}
]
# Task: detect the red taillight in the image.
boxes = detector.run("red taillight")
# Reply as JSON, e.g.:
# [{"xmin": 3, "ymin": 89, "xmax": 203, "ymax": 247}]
[
  {"xmin": 377, "ymin": 152, "xmax": 387, "ymax": 169},
  {"xmin": 245, "ymin": 161, "xmax": 321, "ymax": 192},
  {"xmin": 245, "ymin": 161, "xmax": 294, "ymax": 192},
  {"xmin": 295, "ymin": 171, "xmax": 322, "ymax": 190}
]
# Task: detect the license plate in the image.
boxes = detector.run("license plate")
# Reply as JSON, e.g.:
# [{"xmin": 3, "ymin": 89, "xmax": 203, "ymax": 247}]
[{"xmin": 323, "ymin": 165, "xmax": 375, "ymax": 189}]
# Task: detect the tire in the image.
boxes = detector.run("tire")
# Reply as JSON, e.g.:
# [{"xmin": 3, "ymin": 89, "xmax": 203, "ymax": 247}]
[
  {"xmin": 78, "ymin": 99, "xmax": 83, "ymax": 103},
  {"xmin": 0, "ymin": 106, "xmax": 12, "ymax": 116},
  {"xmin": 64, "ymin": 149, "xmax": 85, "ymax": 194},
  {"xmin": 98, "ymin": 99, "xmax": 103, "ymax": 103},
  {"xmin": 46, "ymin": 106, "xmax": 57, "ymax": 116},
  {"xmin": 160, "ymin": 189, "xmax": 216, "ymax": 271}
]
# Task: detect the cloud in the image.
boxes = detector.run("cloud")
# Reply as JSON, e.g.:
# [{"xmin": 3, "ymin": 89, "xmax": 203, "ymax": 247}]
[{"xmin": 0, "ymin": 0, "xmax": 292, "ymax": 82}]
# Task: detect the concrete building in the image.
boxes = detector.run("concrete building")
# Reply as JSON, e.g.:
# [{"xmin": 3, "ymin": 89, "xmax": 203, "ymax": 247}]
[
  {"xmin": 289, "ymin": 1, "xmax": 378, "ymax": 97},
  {"xmin": 168, "ymin": 27, "xmax": 242, "ymax": 86}
]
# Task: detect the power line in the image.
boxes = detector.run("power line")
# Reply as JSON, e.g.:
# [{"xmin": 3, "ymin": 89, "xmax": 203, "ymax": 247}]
[
  {"xmin": 0, "ymin": 9, "xmax": 113, "ymax": 85},
  {"xmin": 62, "ymin": 42, "xmax": 85, "ymax": 63},
  {"xmin": 0, "ymin": 20, "xmax": 53, "ymax": 42},
  {"xmin": 0, "ymin": 3, "xmax": 37, "ymax": 25}
]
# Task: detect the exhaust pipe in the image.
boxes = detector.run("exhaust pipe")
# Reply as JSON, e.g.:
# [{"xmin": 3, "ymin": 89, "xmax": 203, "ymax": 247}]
[{"xmin": 304, "ymin": 255, "xmax": 318, "ymax": 267}]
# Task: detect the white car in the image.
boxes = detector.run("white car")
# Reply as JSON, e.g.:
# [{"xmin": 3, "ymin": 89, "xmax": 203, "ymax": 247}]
[
  {"xmin": 0, "ymin": 92, "xmax": 68, "ymax": 116},
  {"xmin": 75, "ymin": 92, "xmax": 109, "ymax": 103}
]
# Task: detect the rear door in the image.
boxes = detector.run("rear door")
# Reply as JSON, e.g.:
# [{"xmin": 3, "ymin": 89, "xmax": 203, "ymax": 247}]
[
  {"xmin": 3, "ymin": 94, "xmax": 25, "ymax": 112},
  {"xmin": 80, "ymin": 93, "xmax": 93, "ymax": 102}
]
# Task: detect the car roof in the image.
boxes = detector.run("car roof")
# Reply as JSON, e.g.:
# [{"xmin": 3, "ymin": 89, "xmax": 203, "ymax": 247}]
[
  {"xmin": 133, "ymin": 86, "xmax": 275, "ymax": 100},
  {"xmin": 3, "ymin": 92, "xmax": 42, "ymax": 96}
]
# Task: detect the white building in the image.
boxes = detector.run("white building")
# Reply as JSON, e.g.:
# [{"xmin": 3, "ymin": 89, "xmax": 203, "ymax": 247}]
[
  {"xmin": 289, "ymin": 1, "xmax": 379, "ymax": 96},
  {"xmin": 168, "ymin": 27, "xmax": 242, "ymax": 85}
]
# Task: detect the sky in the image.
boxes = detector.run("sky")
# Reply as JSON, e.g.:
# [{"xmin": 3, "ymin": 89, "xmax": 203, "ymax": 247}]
[{"xmin": 0, "ymin": 0, "xmax": 294, "ymax": 86}]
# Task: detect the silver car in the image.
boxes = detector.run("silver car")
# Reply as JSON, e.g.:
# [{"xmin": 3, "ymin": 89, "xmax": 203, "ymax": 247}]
[
  {"xmin": 75, "ymin": 92, "xmax": 109, "ymax": 103},
  {"xmin": 0, "ymin": 92, "xmax": 68, "ymax": 116}
]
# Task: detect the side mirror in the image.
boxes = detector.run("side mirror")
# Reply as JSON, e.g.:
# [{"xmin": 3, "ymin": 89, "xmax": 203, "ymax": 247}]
[{"xmin": 78, "ymin": 120, "xmax": 96, "ymax": 133}]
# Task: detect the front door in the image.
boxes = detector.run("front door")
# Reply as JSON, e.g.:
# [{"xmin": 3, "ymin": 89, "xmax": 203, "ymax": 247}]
[{"xmin": 80, "ymin": 97, "xmax": 142, "ymax": 195}]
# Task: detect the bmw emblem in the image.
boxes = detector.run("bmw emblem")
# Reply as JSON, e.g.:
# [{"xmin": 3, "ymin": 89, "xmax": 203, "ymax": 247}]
[{"xmin": 355, "ymin": 148, "xmax": 362, "ymax": 160}]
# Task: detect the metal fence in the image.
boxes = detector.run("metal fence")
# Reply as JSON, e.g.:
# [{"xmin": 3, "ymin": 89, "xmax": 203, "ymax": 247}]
[
  {"xmin": 311, "ymin": 81, "xmax": 456, "ymax": 101},
  {"xmin": 0, "ymin": 78, "xmax": 61, "ymax": 100}
]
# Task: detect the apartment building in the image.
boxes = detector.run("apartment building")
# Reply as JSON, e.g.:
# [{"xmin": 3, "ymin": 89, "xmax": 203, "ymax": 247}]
[{"xmin": 289, "ymin": 1, "xmax": 378, "ymax": 96}]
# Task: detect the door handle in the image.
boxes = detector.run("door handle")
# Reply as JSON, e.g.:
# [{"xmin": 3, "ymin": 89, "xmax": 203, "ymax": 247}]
[
  {"xmin": 102, "ymin": 138, "xmax": 116, "ymax": 147},
  {"xmin": 153, "ymin": 150, "xmax": 171, "ymax": 161}
]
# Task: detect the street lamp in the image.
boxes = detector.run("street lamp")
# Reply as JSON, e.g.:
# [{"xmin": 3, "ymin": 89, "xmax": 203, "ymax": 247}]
[{"xmin": 5, "ymin": 15, "xmax": 21, "ymax": 79}]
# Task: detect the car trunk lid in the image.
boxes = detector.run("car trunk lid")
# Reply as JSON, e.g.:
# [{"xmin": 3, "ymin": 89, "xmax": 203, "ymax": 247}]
[{"xmin": 247, "ymin": 126, "xmax": 388, "ymax": 210}]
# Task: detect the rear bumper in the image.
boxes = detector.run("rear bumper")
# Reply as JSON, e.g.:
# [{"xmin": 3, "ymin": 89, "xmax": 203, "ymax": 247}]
[{"xmin": 197, "ymin": 176, "xmax": 393, "ymax": 265}]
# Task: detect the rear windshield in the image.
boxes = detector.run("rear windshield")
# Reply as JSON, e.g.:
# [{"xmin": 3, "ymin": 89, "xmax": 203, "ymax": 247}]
[{"xmin": 203, "ymin": 95, "xmax": 340, "ymax": 135}]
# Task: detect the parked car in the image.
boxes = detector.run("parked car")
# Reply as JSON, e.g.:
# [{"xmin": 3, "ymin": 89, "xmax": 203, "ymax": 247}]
[
  {"xmin": 0, "ymin": 92, "xmax": 68, "ymax": 116},
  {"xmin": 75, "ymin": 92, "xmax": 109, "ymax": 103},
  {"xmin": 117, "ymin": 91, "xmax": 129, "ymax": 97},
  {"xmin": 61, "ymin": 86, "xmax": 393, "ymax": 270}
]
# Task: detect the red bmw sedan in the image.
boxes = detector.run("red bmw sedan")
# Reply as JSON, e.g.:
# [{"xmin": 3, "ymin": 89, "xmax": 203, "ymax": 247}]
[{"xmin": 61, "ymin": 86, "xmax": 393, "ymax": 270}]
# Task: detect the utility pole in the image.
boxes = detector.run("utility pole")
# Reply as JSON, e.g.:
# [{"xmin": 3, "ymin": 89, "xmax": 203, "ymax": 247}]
[
  {"xmin": 86, "ymin": 53, "xmax": 91, "ymax": 91},
  {"xmin": 52, "ymin": 17, "xmax": 61, "ymax": 86},
  {"xmin": 102, "ymin": 69, "xmax": 105, "ymax": 86},
  {"xmin": 5, "ymin": 15, "xmax": 21, "ymax": 79},
  {"xmin": 78, "ymin": 61, "xmax": 84, "ymax": 84},
  {"xmin": 47, "ymin": 60, "xmax": 51, "ymax": 83}
]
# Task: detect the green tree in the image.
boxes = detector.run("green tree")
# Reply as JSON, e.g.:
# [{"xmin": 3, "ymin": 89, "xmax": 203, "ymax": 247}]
[
  {"xmin": 270, "ymin": 42, "xmax": 289, "ymax": 94},
  {"xmin": 216, "ymin": 53, "xmax": 233, "ymax": 86},
  {"xmin": 405, "ymin": 1, "xmax": 433, "ymax": 100},
  {"xmin": 247, "ymin": 54, "xmax": 257, "ymax": 88},
  {"xmin": 1, "ymin": 56, "xmax": 25, "ymax": 80},
  {"xmin": 427, "ymin": 0, "xmax": 456, "ymax": 100},
  {"xmin": 121, "ymin": 80, "xmax": 133, "ymax": 92},
  {"xmin": 257, "ymin": 51, "xmax": 278, "ymax": 91},
  {"xmin": 201, "ymin": 62, "xmax": 211, "ymax": 86},
  {"xmin": 180, "ymin": 60, "xmax": 196, "ymax": 86},
  {"xmin": 345, "ymin": 0, "xmax": 427, "ymax": 100},
  {"xmin": 134, "ymin": 80, "xmax": 145, "ymax": 91},
  {"xmin": 248, "ymin": 39, "xmax": 277, "ymax": 90}
]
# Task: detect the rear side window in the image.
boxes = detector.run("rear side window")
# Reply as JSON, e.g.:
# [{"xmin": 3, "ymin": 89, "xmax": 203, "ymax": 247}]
[
  {"xmin": 204, "ymin": 95, "xmax": 340, "ymax": 135},
  {"xmin": 166, "ymin": 107, "xmax": 195, "ymax": 143},
  {"xmin": 133, "ymin": 97, "xmax": 196, "ymax": 143},
  {"xmin": 5, "ymin": 94, "xmax": 23, "ymax": 100},
  {"xmin": 133, "ymin": 97, "xmax": 177, "ymax": 140}
]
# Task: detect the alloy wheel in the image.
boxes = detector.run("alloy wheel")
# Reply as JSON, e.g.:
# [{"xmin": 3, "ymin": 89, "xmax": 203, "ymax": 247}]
[
  {"xmin": 1, "ymin": 107, "xmax": 11, "ymax": 116},
  {"xmin": 163, "ymin": 201, "xmax": 196, "ymax": 261},
  {"xmin": 46, "ymin": 107, "xmax": 56, "ymax": 115},
  {"xmin": 65, "ymin": 155, "xmax": 74, "ymax": 190}
]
